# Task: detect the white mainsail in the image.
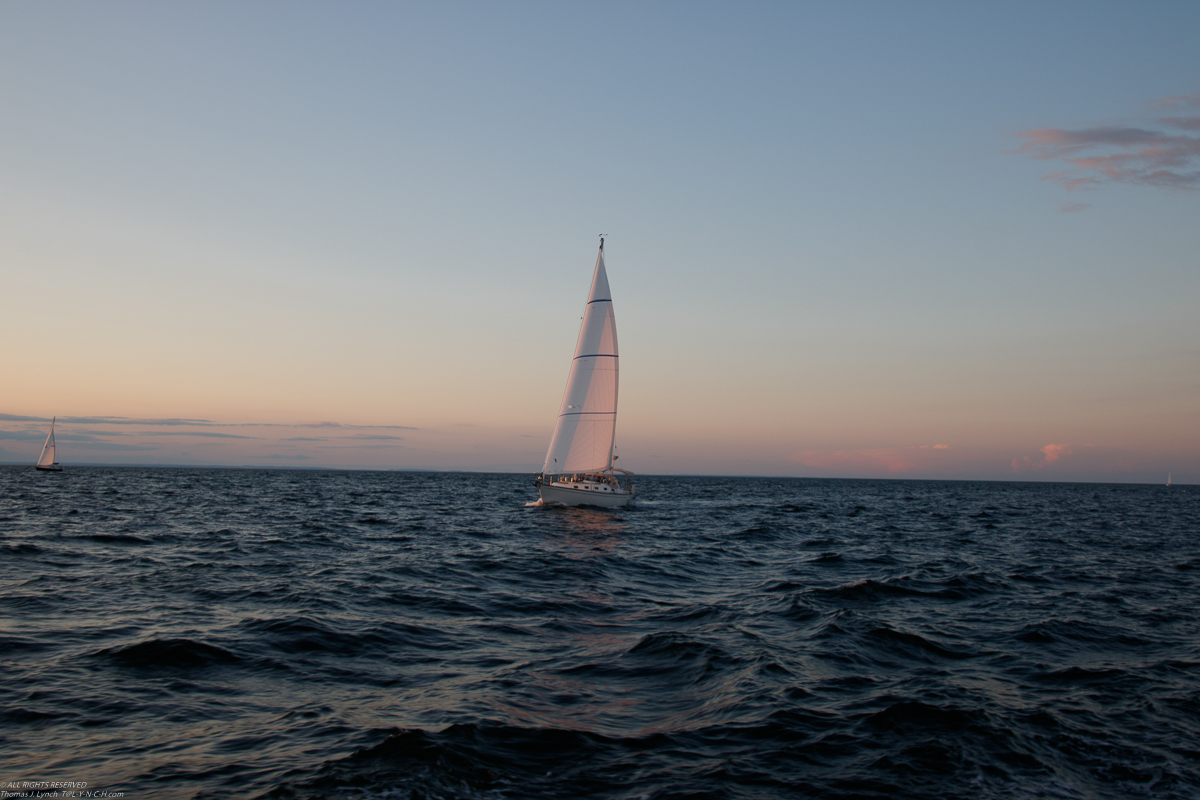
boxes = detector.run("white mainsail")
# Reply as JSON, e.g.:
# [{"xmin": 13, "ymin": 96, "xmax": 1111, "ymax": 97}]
[
  {"xmin": 541, "ymin": 242, "xmax": 619, "ymax": 475},
  {"xmin": 37, "ymin": 418, "xmax": 57, "ymax": 468}
]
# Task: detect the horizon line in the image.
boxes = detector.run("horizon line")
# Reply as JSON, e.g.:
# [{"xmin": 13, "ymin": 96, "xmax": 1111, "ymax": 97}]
[{"xmin": 0, "ymin": 462, "xmax": 1189, "ymax": 486}]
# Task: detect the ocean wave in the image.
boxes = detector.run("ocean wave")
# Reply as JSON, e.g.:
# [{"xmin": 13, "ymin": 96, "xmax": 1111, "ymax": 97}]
[
  {"xmin": 2, "ymin": 468, "xmax": 1197, "ymax": 799},
  {"xmin": 95, "ymin": 637, "xmax": 242, "ymax": 669}
]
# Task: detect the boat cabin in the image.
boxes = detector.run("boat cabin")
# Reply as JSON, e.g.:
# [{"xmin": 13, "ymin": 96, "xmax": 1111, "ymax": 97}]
[{"xmin": 535, "ymin": 468, "xmax": 634, "ymax": 495}]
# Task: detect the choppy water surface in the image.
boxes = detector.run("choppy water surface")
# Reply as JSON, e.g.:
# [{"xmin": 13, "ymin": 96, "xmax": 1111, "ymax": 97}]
[{"xmin": 1, "ymin": 467, "xmax": 1198, "ymax": 799}]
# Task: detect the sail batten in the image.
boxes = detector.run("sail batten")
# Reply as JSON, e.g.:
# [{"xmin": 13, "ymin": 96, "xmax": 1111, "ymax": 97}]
[{"xmin": 541, "ymin": 245, "xmax": 620, "ymax": 475}]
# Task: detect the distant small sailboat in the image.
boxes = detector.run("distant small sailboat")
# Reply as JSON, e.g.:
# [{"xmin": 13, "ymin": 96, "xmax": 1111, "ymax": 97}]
[
  {"xmin": 36, "ymin": 417, "xmax": 63, "ymax": 472},
  {"xmin": 1167, "ymin": 473, "xmax": 1172, "ymax": 487},
  {"xmin": 533, "ymin": 238, "xmax": 634, "ymax": 507}
]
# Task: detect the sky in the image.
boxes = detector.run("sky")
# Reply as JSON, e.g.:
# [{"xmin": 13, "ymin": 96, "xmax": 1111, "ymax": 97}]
[{"xmin": 1, "ymin": 1, "xmax": 1197, "ymax": 482}]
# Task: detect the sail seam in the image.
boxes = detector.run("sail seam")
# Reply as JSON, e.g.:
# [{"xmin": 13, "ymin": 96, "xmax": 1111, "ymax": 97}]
[
  {"xmin": 587, "ymin": 298, "xmax": 612, "ymax": 304},
  {"xmin": 573, "ymin": 354, "xmax": 618, "ymax": 360},
  {"xmin": 558, "ymin": 411, "xmax": 616, "ymax": 417}
]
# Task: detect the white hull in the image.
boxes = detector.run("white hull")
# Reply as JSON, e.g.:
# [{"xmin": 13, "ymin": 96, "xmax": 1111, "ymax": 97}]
[{"xmin": 538, "ymin": 481, "xmax": 633, "ymax": 508}]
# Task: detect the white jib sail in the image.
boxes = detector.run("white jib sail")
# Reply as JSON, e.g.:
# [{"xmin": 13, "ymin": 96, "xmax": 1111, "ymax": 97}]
[
  {"xmin": 38, "ymin": 418, "xmax": 57, "ymax": 467},
  {"xmin": 541, "ymin": 245, "xmax": 619, "ymax": 475}
]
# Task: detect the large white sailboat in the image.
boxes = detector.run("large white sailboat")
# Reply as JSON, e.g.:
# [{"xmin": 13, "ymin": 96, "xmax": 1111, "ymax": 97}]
[
  {"xmin": 533, "ymin": 238, "xmax": 634, "ymax": 507},
  {"xmin": 36, "ymin": 417, "xmax": 63, "ymax": 472}
]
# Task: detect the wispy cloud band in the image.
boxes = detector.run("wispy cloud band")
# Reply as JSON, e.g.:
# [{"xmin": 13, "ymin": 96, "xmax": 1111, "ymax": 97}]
[
  {"xmin": 0, "ymin": 413, "xmax": 416, "ymax": 430},
  {"xmin": 1013, "ymin": 92, "xmax": 1200, "ymax": 191}
]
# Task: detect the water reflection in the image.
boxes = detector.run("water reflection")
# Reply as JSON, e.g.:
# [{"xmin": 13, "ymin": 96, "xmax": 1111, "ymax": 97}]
[{"xmin": 545, "ymin": 506, "xmax": 626, "ymax": 559}]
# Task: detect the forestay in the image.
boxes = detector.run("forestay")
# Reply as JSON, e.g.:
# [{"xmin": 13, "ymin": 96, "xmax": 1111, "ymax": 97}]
[{"xmin": 541, "ymin": 245, "xmax": 619, "ymax": 474}]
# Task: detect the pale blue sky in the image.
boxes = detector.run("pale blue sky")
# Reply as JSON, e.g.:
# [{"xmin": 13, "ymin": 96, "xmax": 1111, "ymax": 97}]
[{"xmin": 2, "ymin": 2, "xmax": 1197, "ymax": 481}]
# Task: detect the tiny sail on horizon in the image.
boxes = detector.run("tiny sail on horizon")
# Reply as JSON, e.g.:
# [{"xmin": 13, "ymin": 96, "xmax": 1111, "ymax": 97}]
[
  {"xmin": 534, "ymin": 238, "xmax": 634, "ymax": 507},
  {"xmin": 36, "ymin": 417, "xmax": 63, "ymax": 472}
]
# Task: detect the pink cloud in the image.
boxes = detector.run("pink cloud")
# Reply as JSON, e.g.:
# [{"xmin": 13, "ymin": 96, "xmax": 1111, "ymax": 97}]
[
  {"xmin": 1150, "ymin": 92, "xmax": 1200, "ymax": 111},
  {"xmin": 1158, "ymin": 116, "xmax": 1200, "ymax": 130},
  {"xmin": 1041, "ymin": 443, "xmax": 1070, "ymax": 463},
  {"xmin": 1011, "ymin": 92, "xmax": 1200, "ymax": 191},
  {"xmin": 1012, "ymin": 443, "xmax": 1072, "ymax": 473},
  {"xmin": 792, "ymin": 444, "xmax": 951, "ymax": 475}
]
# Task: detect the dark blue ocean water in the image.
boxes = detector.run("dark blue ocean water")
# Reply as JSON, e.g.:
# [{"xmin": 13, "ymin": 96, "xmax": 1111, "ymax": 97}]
[{"xmin": 1, "ymin": 466, "xmax": 1198, "ymax": 799}]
